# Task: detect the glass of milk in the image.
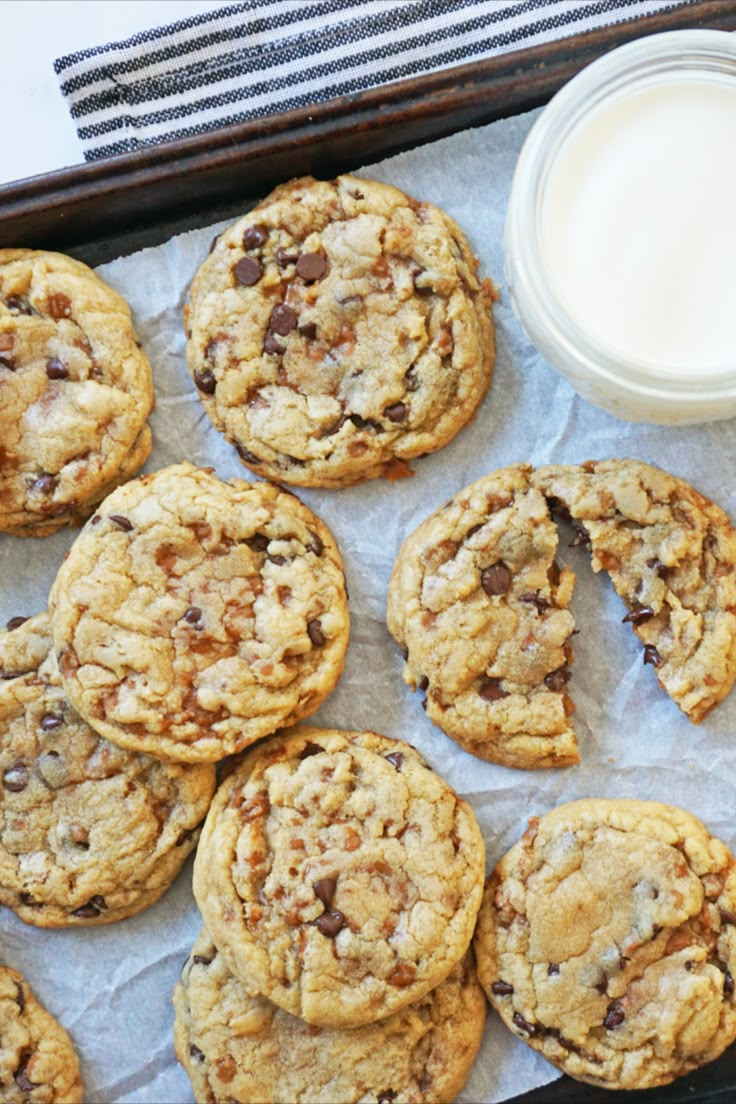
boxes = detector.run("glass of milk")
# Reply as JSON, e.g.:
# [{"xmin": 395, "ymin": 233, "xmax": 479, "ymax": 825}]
[{"xmin": 505, "ymin": 29, "xmax": 736, "ymax": 424}]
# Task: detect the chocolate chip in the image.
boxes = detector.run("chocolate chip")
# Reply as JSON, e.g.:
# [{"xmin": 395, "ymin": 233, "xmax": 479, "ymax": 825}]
[
  {"xmin": 544, "ymin": 666, "xmax": 571, "ymax": 692},
  {"xmin": 385, "ymin": 752, "xmax": 403, "ymax": 771},
  {"xmin": 3, "ymin": 762, "xmax": 29, "ymax": 792},
  {"xmin": 0, "ymin": 355, "xmax": 14, "ymax": 371},
  {"xmin": 603, "ymin": 1003, "xmax": 625, "ymax": 1029},
  {"xmin": 5, "ymin": 296, "xmax": 32, "ymax": 314},
  {"xmin": 383, "ymin": 402, "xmax": 407, "ymax": 423},
  {"xmin": 268, "ymin": 554, "xmax": 287, "ymax": 566},
  {"xmin": 245, "ymin": 533, "xmax": 269, "ymax": 553},
  {"xmin": 30, "ymin": 473, "xmax": 57, "ymax": 494},
  {"xmin": 234, "ymin": 256, "xmax": 263, "ymax": 286},
  {"xmin": 109, "ymin": 514, "xmax": 133, "ymax": 532},
  {"xmin": 412, "ymin": 271, "xmax": 433, "ymax": 296},
  {"xmin": 306, "ymin": 531, "xmax": 324, "ymax": 556},
  {"xmin": 6, "ymin": 616, "xmax": 28, "ymax": 631},
  {"xmin": 643, "ymin": 644, "xmax": 663, "ymax": 667},
  {"xmin": 40, "ymin": 713, "xmax": 63, "ymax": 731},
  {"xmin": 647, "ymin": 557, "xmax": 669, "ymax": 577},
  {"xmin": 15, "ymin": 1059, "xmax": 35, "ymax": 1092},
  {"xmin": 194, "ymin": 368, "xmax": 217, "ymax": 394},
  {"xmin": 183, "ymin": 607, "xmax": 202, "ymax": 625},
  {"xmin": 417, "ymin": 675, "xmax": 429, "ymax": 692},
  {"xmin": 276, "ymin": 247, "xmax": 299, "ymax": 267},
  {"xmin": 377, "ymin": 1092, "xmax": 398, "ymax": 1104},
  {"xmin": 270, "ymin": 304, "xmax": 298, "ymax": 336},
  {"xmin": 192, "ymin": 954, "xmax": 214, "ymax": 966},
  {"xmin": 46, "ymin": 357, "xmax": 68, "ymax": 380},
  {"xmin": 479, "ymin": 677, "xmax": 509, "ymax": 703},
  {"xmin": 298, "ymin": 321, "xmax": 317, "ymax": 339},
  {"xmin": 313, "ymin": 877, "xmax": 337, "ymax": 907},
  {"xmin": 481, "ymin": 563, "xmax": 512, "ymax": 597},
  {"xmin": 189, "ymin": 1044, "xmax": 205, "ymax": 1061},
  {"xmin": 725, "ymin": 970, "xmax": 735, "ymax": 996},
  {"xmin": 685, "ymin": 959, "xmax": 696, "ymax": 972},
  {"xmin": 520, "ymin": 592, "xmax": 551, "ymax": 614},
  {"xmin": 264, "ymin": 331, "xmax": 285, "ymax": 355},
  {"xmin": 243, "ymin": 225, "xmax": 268, "ymax": 250},
  {"xmin": 623, "ymin": 604, "xmax": 654, "ymax": 625},
  {"xmin": 296, "ymin": 252, "xmax": 327, "ymax": 281},
  {"xmin": 491, "ymin": 980, "xmax": 514, "ymax": 995},
  {"xmin": 71, "ymin": 895, "xmax": 106, "ymax": 919},
  {"xmin": 235, "ymin": 443, "xmax": 261, "ymax": 465},
  {"xmin": 349, "ymin": 412, "xmax": 369, "ymax": 429},
  {"xmin": 315, "ymin": 909, "xmax": 345, "ymax": 937},
  {"xmin": 307, "ymin": 619, "xmax": 326, "ymax": 647},
  {"xmin": 299, "ymin": 742, "xmax": 324, "ymax": 759},
  {"xmin": 512, "ymin": 1011, "xmax": 537, "ymax": 1035},
  {"xmin": 548, "ymin": 964, "xmax": 560, "ymax": 976}
]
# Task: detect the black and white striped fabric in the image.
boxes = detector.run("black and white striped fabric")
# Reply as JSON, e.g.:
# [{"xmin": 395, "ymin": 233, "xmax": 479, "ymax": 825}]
[{"xmin": 55, "ymin": 0, "xmax": 689, "ymax": 162}]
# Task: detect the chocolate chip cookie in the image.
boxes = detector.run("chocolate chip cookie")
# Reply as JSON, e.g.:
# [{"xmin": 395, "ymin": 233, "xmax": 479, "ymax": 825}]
[
  {"xmin": 192, "ymin": 726, "xmax": 485, "ymax": 1027},
  {"xmin": 173, "ymin": 931, "xmax": 486, "ymax": 1104},
  {"xmin": 387, "ymin": 465, "xmax": 578, "ymax": 769},
  {"xmin": 474, "ymin": 798, "xmax": 736, "ymax": 1090},
  {"xmin": 0, "ymin": 249, "xmax": 153, "ymax": 537},
  {"xmin": 0, "ymin": 612, "xmax": 216, "ymax": 925},
  {"xmin": 49, "ymin": 463, "xmax": 349, "ymax": 762},
  {"xmin": 532, "ymin": 460, "xmax": 736, "ymax": 723},
  {"xmin": 184, "ymin": 175, "xmax": 495, "ymax": 487},
  {"xmin": 0, "ymin": 964, "xmax": 83, "ymax": 1103}
]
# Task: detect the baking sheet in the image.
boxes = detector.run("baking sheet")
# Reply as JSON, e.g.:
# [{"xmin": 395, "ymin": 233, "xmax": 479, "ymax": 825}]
[{"xmin": 3, "ymin": 103, "xmax": 736, "ymax": 1103}]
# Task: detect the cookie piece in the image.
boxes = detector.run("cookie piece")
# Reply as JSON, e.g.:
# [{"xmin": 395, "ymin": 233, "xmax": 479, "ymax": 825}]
[
  {"xmin": 192, "ymin": 726, "xmax": 485, "ymax": 1028},
  {"xmin": 0, "ymin": 613, "xmax": 215, "ymax": 925},
  {"xmin": 184, "ymin": 175, "xmax": 495, "ymax": 488},
  {"xmin": 474, "ymin": 799, "xmax": 736, "ymax": 1090},
  {"xmin": 0, "ymin": 249, "xmax": 153, "ymax": 536},
  {"xmin": 49, "ymin": 462, "xmax": 349, "ymax": 762},
  {"xmin": 532, "ymin": 460, "xmax": 736, "ymax": 723},
  {"xmin": 173, "ymin": 931, "xmax": 486, "ymax": 1104},
  {"xmin": 0, "ymin": 965, "xmax": 83, "ymax": 1103},
  {"xmin": 387, "ymin": 465, "xmax": 577, "ymax": 769}
]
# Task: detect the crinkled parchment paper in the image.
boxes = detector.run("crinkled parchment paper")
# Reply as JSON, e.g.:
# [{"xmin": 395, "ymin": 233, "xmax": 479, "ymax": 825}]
[{"xmin": 3, "ymin": 106, "xmax": 736, "ymax": 1103}]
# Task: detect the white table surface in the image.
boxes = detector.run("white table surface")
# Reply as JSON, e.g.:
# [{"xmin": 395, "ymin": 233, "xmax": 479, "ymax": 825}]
[{"xmin": 1, "ymin": 0, "xmax": 224, "ymax": 186}]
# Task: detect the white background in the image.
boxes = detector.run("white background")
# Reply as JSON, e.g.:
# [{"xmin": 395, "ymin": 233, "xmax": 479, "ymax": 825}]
[{"xmin": 0, "ymin": 1, "xmax": 222, "ymax": 185}]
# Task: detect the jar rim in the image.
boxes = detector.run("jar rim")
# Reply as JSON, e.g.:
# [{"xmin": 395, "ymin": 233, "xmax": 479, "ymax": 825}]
[{"xmin": 506, "ymin": 28, "xmax": 736, "ymax": 398}]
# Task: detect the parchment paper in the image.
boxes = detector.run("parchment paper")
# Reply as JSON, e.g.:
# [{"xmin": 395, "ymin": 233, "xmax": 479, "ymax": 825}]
[{"xmin": 3, "ymin": 105, "xmax": 736, "ymax": 1103}]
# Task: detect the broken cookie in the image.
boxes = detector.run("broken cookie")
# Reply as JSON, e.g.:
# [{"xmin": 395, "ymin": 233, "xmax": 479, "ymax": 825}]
[{"xmin": 387, "ymin": 465, "xmax": 577, "ymax": 769}]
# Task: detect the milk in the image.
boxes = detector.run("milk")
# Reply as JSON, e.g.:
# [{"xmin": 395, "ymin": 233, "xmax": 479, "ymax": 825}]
[{"xmin": 539, "ymin": 76, "xmax": 736, "ymax": 376}]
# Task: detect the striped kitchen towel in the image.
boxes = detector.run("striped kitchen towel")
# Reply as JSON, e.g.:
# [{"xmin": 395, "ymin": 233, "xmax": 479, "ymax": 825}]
[{"xmin": 55, "ymin": 0, "xmax": 690, "ymax": 162}]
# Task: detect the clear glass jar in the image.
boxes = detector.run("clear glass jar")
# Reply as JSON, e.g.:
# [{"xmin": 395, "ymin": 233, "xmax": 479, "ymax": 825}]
[{"xmin": 505, "ymin": 29, "xmax": 736, "ymax": 425}]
